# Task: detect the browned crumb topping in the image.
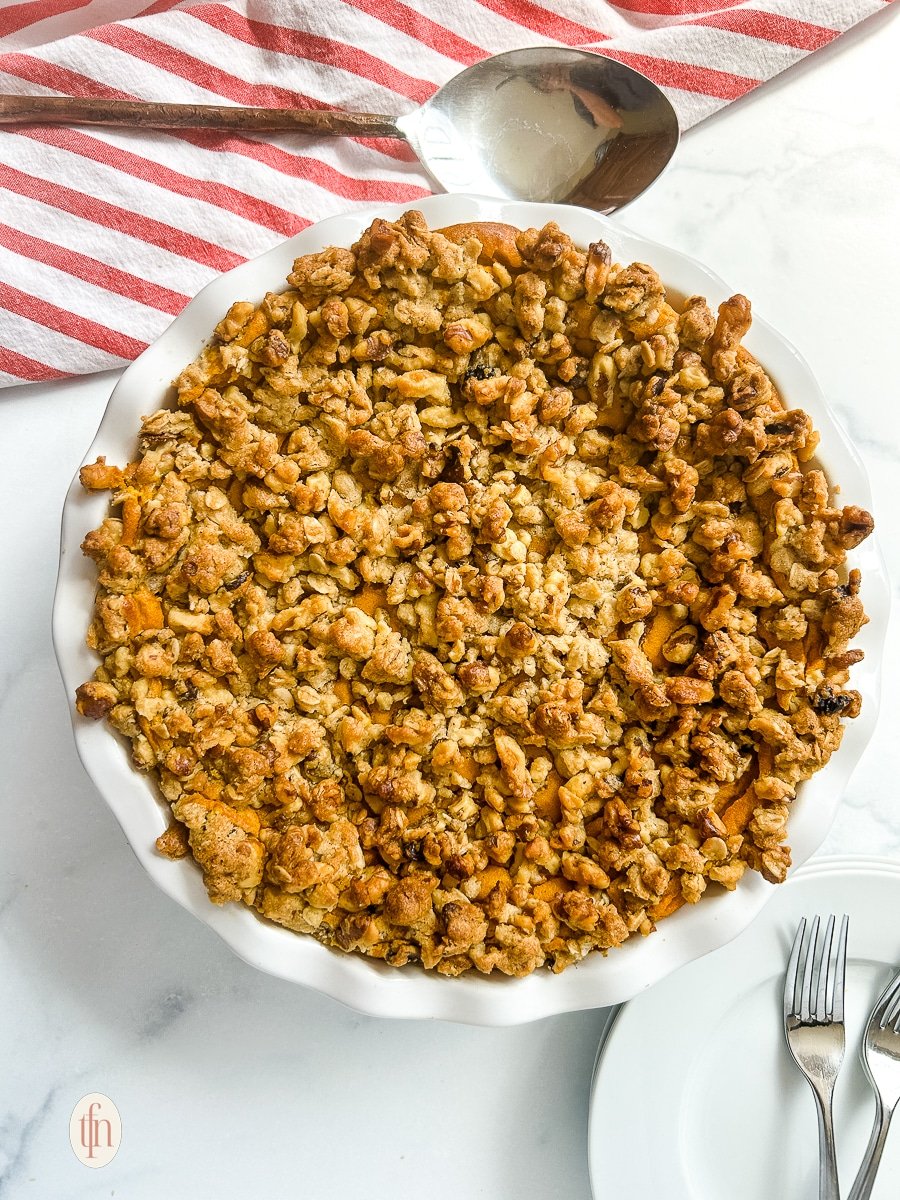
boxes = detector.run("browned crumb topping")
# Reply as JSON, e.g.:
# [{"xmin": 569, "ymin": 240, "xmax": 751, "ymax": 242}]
[{"xmin": 75, "ymin": 211, "xmax": 872, "ymax": 976}]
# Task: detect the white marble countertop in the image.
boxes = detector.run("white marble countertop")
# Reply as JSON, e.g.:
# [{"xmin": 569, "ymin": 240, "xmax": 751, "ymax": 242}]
[{"xmin": 2, "ymin": 10, "xmax": 899, "ymax": 1196}]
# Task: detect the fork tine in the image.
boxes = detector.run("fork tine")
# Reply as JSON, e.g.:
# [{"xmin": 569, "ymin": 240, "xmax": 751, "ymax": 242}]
[
  {"xmin": 832, "ymin": 914, "xmax": 849, "ymax": 1023},
  {"xmin": 800, "ymin": 915, "xmax": 820, "ymax": 1023},
  {"xmin": 815, "ymin": 914, "xmax": 836, "ymax": 1022},
  {"xmin": 784, "ymin": 916, "xmax": 807, "ymax": 1016},
  {"xmin": 877, "ymin": 971, "xmax": 900, "ymax": 1029}
]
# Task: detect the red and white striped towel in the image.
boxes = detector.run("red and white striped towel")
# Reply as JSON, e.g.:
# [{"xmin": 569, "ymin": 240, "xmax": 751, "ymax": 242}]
[{"xmin": 0, "ymin": 0, "xmax": 889, "ymax": 387}]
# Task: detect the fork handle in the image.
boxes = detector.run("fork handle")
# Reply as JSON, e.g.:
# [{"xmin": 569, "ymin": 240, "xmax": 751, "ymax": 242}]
[
  {"xmin": 848, "ymin": 1098, "xmax": 895, "ymax": 1200},
  {"xmin": 810, "ymin": 1080, "xmax": 841, "ymax": 1200}
]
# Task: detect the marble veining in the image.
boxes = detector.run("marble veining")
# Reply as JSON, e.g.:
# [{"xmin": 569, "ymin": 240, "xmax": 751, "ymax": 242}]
[
  {"xmin": 1, "ymin": 9, "xmax": 899, "ymax": 1197},
  {"xmin": 0, "ymin": 1089, "xmax": 57, "ymax": 1200}
]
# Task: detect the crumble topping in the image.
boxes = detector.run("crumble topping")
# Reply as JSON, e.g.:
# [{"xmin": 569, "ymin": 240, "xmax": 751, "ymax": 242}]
[{"xmin": 75, "ymin": 211, "xmax": 872, "ymax": 976}]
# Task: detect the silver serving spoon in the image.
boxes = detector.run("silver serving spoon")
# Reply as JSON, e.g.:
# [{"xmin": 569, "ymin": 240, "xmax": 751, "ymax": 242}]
[{"xmin": 0, "ymin": 47, "xmax": 678, "ymax": 213}]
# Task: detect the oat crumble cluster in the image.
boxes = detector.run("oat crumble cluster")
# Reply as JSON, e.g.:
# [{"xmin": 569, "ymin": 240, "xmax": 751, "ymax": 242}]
[{"xmin": 75, "ymin": 211, "xmax": 873, "ymax": 977}]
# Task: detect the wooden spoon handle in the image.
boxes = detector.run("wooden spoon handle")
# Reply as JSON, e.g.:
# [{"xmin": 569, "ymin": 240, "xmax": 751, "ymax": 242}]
[{"xmin": 0, "ymin": 93, "xmax": 404, "ymax": 138}]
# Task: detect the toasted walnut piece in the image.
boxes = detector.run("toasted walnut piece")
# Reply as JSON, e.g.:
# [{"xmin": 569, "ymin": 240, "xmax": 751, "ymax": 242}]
[
  {"xmin": 328, "ymin": 607, "xmax": 377, "ymax": 659},
  {"xmin": 589, "ymin": 480, "xmax": 634, "ymax": 532},
  {"xmin": 720, "ymin": 669, "xmax": 762, "ymax": 713},
  {"xmin": 598, "ymin": 797, "xmax": 643, "ymax": 850},
  {"xmin": 609, "ymin": 640, "xmax": 668, "ymax": 708},
  {"xmin": 346, "ymin": 430, "xmax": 406, "ymax": 481},
  {"xmin": 258, "ymin": 329, "xmax": 291, "ymax": 366},
  {"xmin": 384, "ymin": 873, "xmax": 437, "ymax": 927},
  {"xmin": 80, "ymin": 457, "xmax": 125, "ymax": 491},
  {"xmin": 156, "ymin": 822, "xmax": 190, "ymax": 859},
  {"xmin": 443, "ymin": 317, "xmax": 491, "ymax": 354},
  {"xmin": 247, "ymin": 629, "xmax": 284, "ymax": 666},
  {"xmin": 353, "ymin": 217, "xmax": 426, "ymax": 281},
  {"xmin": 341, "ymin": 867, "xmax": 393, "ymax": 911},
  {"xmin": 501, "ymin": 621, "xmax": 537, "ymax": 656},
  {"xmin": 764, "ymin": 409, "xmax": 814, "ymax": 453},
  {"xmin": 616, "ymin": 585, "xmax": 653, "ymax": 624},
  {"xmin": 215, "ymin": 300, "xmax": 256, "ymax": 342},
  {"xmin": 412, "ymin": 652, "xmax": 464, "ymax": 711},
  {"xmin": 442, "ymin": 900, "xmax": 488, "ymax": 949},
  {"xmin": 837, "ymin": 505, "xmax": 874, "ymax": 549},
  {"xmin": 533, "ymin": 701, "xmax": 578, "ymax": 745},
  {"xmin": 604, "ymin": 263, "xmax": 664, "ymax": 318},
  {"xmin": 470, "ymin": 574, "xmax": 505, "ymax": 615},
  {"xmin": 696, "ymin": 408, "xmax": 743, "ymax": 456},
  {"xmin": 663, "ymin": 459, "xmax": 699, "ymax": 513},
  {"xmin": 728, "ymin": 361, "xmax": 771, "ymax": 412},
  {"xmin": 555, "ymin": 889, "xmax": 600, "ymax": 932},
  {"xmin": 678, "ymin": 296, "xmax": 715, "ymax": 349},
  {"xmin": 288, "ymin": 245, "xmax": 356, "ymax": 295},
  {"xmin": 664, "ymin": 677, "xmax": 714, "ymax": 705},
  {"xmin": 584, "ymin": 241, "xmax": 612, "ymax": 303},
  {"xmin": 517, "ymin": 221, "xmax": 570, "ymax": 271},
  {"xmin": 695, "ymin": 586, "xmax": 736, "ymax": 632},
  {"xmin": 429, "ymin": 482, "xmax": 466, "ymax": 511},
  {"xmin": 661, "ymin": 625, "xmax": 698, "ymax": 665},
  {"xmin": 538, "ymin": 386, "xmax": 573, "ymax": 424},
  {"xmin": 711, "ymin": 294, "xmax": 752, "ymax": 381},
  {"xmin": 166, "ymin": 746, "xmax": 197, "ymax": 778},
  {"xmin": 759, "ymin": 846, "xmax": 791, "ymax": 884},
  {"xmin": 696, "ymin": 807, "xmax": 727, "ymax": 841},
  {"xmin": 75, "ymin": 680, "xmax": 118, "ymax": 720},
  {"xmin": 561, "ymin": 852, "xmax": 610, "ymax": 890},
  {"xmin": 478, "ymin": 498, "xmax": 512, "ymax": 543},
  {"xmin": 353, "ymin": 329, "xmax": 393, "ymax": 362},
  {"xmin": 455, "ymin": 661, "xmax": 493, "ymax": 696},
  {"xmin": 320, "ymin": 298, "xmax": 350, "ymax": 339},
  {"xmin": 494, "ymin": 730, "xmax": 533, "ymax": 800}
]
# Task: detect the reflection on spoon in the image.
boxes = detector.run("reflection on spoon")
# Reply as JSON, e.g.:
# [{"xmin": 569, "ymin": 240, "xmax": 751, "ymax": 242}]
[{"xmin": 503, "ymin": 62, "xmax": 625, "ymax": 131}]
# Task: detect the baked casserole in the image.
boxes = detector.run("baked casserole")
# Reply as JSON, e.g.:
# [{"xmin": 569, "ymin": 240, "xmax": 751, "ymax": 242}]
[{"xmin": 75, "ymin": 211, "xmax": 873, "ymax": 976}]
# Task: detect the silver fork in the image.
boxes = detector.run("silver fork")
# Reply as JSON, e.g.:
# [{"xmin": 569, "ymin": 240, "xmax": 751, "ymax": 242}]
[
  {"xmin": 784, "ymin": 914, "xmax": 850, "ymax": 1200},
  {"xmin": 848, "ymin": 969, "xmax": 900, "ymax": 1200}
]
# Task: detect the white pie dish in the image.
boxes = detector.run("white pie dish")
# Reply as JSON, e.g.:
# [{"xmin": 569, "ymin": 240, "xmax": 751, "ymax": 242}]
[{"xmin": 53, "ymin": 193, "xmax": 889, "ymax": 1026}]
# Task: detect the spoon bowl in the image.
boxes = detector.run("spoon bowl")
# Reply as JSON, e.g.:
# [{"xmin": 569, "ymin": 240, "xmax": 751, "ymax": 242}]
[
  {"xmin": 398, "ymin": 47, "xmax": 679, "ymax": 211},
  {"xmin": 0, "ymin": 46, "xmax": 678, "ymax": 213}
]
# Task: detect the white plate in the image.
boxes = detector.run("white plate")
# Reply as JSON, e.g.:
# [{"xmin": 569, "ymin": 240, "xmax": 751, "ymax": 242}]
[
  {"xmin": 53, "ymin": 194, "xmax": 890, "ymax": 1025},
  {"xmin": 589, "ymin": 855, "xmax": 900, "ymax": 1198}
]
